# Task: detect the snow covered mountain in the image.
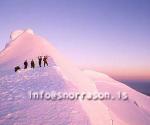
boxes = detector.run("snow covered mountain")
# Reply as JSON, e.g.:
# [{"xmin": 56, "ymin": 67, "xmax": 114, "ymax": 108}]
[{"xmin": 0, "ymin": 29, "xmax": 149, "ymax": 125}]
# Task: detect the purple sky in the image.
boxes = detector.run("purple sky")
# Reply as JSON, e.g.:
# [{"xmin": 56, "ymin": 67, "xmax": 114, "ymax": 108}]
[{"xmin": 0, "ymin": 0, "xmax": 150, "ymax": 80}]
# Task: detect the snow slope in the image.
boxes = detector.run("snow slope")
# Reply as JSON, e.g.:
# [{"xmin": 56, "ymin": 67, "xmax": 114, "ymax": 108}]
[
  {"xmin": 83, "ymin": 70, "xmax": 150, "ymax": 125},
  {"xmin": 0, "ymin": 29, "xmax": 149, "ymax": 125}
]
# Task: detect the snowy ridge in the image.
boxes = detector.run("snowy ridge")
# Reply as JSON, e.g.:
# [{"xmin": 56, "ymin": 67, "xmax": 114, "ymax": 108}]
[
  {"xmin": 0, "ymin": 29, "xmax": 149, "ymax": 125},
  {"xmin": 10, "ymin": 29, "xmax": 34, "ymax": 41},
  {"xmin": 0, "ymin": 29, "xmax": 34, "ymax": 55}
]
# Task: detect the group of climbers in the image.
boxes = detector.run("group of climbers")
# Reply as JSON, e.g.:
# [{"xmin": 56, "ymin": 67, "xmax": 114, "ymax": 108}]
[{"xmin": 15, "ymin": 56, "xmax": 48, "ymax": 72}]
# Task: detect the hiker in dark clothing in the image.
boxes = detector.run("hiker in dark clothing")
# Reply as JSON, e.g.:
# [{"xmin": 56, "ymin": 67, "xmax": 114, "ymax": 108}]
[
  {"xmin": 24, "ymin": 60, "xmax": 28, "ymax": 69},
  {"xmin": 43, "ymin": 56, "xmax": 48, "ymax": 67},
  {"xmin": 31, "ymin": 59, "xmax": 35, "ymax": 68},
  {"xmin": 14, "ymin": 66, "xmax": 21, "ymax": 72},
  {"xmin": 38, "ymin": 56, "xmax": 42, "ymax": 67}
]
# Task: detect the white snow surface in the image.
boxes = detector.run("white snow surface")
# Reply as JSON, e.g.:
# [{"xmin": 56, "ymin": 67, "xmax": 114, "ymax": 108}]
[
  {"xmin": 10, "ymin": 29, "xmax": 34, "ymax": 41},
  {"xmin": 0, "ymin": 29, "xmax": 150, "ymax": 125}
]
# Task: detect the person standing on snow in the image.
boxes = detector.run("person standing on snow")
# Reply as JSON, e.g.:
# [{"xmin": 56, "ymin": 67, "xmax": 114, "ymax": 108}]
[
  {"xmin": 24, "ymin": 60, "xmax": 28, "ymax": 69},
  {"xmin": 38, "ymin": 56, "xmax": 42, "ymax": 67},
  {"xmin": 31, "ymin": 59, "xmax": 35, "ymax": 69},
  {"xmin": 43, "ymin": 56, "xmax": 48, "ymax": 67}
]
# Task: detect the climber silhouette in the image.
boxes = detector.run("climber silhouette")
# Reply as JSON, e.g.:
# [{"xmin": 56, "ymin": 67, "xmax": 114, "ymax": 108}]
[
  {"xmin": 31, "ymin": 59, "xmax": 35, "ymax": 68},
  {"xmin": 24, "ymin": 60, "xmax": 28, "ymax": 69},
  {"xmin": 38, "ymin": 56, "xmax": 42, "ymax": 67},
  {"xmin": 43, "ymin": 56, "xmax": 48, "ymax": 67},
  {"xmin": 14, "ymin": 66, "xmax": 21, "ymax": 72}
]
